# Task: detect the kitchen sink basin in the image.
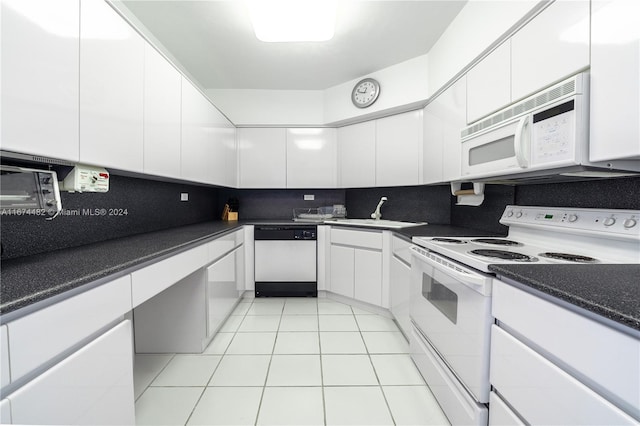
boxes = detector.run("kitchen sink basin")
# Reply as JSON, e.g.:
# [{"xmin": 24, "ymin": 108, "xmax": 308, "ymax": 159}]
[{"xmin": 326, "ymin": 219, "xmax": 426, "ymax": 229}]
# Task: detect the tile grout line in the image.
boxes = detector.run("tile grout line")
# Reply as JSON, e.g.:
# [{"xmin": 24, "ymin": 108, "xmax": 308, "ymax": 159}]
[
  {"xmin": 354, "ymin": 306, "xmax": 398, "ymax": 426},
  {"xmin": 183, "ymin": 299, "xmax": 254, "ymax": 426}
]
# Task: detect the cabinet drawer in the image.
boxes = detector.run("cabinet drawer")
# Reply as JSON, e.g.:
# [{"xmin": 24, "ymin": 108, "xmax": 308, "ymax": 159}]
[
  {"xmin": 131, "ymin": 244, "xmax": 207, "ymax": 307},
  {"xmin": 8, "ymin": 275, "xmax": 132, "ymax": 382},
  {"xmin": 492, "ymin": 280, "xmax": 640, "ymax": 416},
  {"xmin": 208, "ymin": 229, "xmax": 243, "ymax": 263},
  {"xmin": 331, "ymin": 228, "xmax": 382, "ymax": 250},
  {"xmin": 9, "ymin": 320, "xmax": 135, "ymax": 425},
  {"xmin": 489, "ymin": 391, "xmax": 524, "ymax": 426},
  {"xmin": 490, "ymin": 326, "xmax": 637, "ymax": 425}
]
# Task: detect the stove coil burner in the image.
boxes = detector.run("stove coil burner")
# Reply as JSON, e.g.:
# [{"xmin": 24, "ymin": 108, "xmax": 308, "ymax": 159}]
[
  {"xmin": 431, "ymin": 238, "xmax": 467, "ymax": 244},
  {"xmin": 538, "ymin": 252, "xmax": 599, "ymax": 263},
  {"xmin": 469, "ymin": 249, "xmax": 538, "ymax": 262},
  {"xmin": 471, "ymin": 238, "xmax": 523, "ymax": 247}
]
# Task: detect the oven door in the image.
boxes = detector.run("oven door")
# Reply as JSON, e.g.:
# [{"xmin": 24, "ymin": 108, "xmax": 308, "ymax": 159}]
[{"xmin": 409, "ymin": 245, "xmax": 492, "ymax": 403}]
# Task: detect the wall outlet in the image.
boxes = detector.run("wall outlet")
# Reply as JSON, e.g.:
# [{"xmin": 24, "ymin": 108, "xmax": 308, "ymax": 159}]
[
  {"xmin": 180, "ymin": 193, "xmax": 189, "ymax": 201},
  {"xmin": 304, "ymin": 194, "xmax": 315, "ymax": 201}
]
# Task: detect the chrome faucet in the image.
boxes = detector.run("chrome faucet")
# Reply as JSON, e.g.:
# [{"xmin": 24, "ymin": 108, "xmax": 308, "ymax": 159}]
[{"xmin": 371, "ymin": 197, "xmax": 388, "ymax": 220}]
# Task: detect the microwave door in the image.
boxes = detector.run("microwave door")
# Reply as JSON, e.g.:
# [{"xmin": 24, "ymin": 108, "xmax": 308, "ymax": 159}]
[{"xmin": 462, "ymin": 118, "xmax": 525, "ymax": 178}]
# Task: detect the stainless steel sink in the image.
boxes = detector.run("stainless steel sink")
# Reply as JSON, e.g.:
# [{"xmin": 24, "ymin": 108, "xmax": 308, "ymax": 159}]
[{"xmin": 326, "ymin": 218, "xmax": 426, "ymax": 229}]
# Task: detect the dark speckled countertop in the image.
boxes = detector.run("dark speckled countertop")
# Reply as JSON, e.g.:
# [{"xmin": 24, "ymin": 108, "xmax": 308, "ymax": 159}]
[
  {"xmin": 489, "ymin": 264, "xmax": 640, "ymax": 333},
  {"xmin": 0, "ymin": 220, "xmax": 496, "ymax": 321}
]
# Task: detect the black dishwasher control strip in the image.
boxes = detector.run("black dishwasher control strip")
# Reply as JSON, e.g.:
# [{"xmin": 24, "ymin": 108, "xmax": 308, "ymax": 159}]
[{"xmin": 254, "ymin": 225, "xmax": 317, "ymax": 240}]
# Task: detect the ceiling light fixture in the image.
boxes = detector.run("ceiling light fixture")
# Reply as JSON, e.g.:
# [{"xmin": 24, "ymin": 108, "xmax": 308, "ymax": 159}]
[{"xmin": 247, "ymin": 0, "xmax": 337, "ymax": 42}]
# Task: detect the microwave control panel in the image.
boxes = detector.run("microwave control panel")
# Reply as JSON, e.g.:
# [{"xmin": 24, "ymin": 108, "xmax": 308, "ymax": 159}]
[{"xmin": 531, "ymin": 100, "xmax": 575, "ymax": 164}]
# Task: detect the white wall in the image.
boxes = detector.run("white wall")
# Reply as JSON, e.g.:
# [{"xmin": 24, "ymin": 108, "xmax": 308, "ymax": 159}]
[
  {"xmin": 205, "ymin": 89, "xmax": 324, "ymax": 126},
  {"xmin": 323, "ymin": 54, "xmax": 430, "ymax": 125}
]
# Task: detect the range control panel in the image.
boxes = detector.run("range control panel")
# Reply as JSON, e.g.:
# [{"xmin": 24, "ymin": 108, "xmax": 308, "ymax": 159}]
[{"xmin": 500, "ymin": 205, "xmax": 640, "ymax": 239}]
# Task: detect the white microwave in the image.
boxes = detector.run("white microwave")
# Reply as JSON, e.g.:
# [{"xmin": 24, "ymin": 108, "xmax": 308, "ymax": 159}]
[{"xmin": 461, "ymin": 73, "xmax": 590, "ymax": 180}]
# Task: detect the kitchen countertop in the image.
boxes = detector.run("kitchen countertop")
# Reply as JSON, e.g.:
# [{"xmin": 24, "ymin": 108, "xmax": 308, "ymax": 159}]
[
  {"xmin": 489, "ymin": 264, "xmax": 640, "ymax": 333},
  {"xmin": 0, "ymin": 220, "xmax": 493, "ymax": 320}
]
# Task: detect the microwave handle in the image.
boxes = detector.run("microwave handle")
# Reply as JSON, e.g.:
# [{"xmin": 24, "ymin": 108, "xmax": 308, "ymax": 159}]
[{"xmin": 514, "ymin": 115, "xmax": 530, "ymax": 168}]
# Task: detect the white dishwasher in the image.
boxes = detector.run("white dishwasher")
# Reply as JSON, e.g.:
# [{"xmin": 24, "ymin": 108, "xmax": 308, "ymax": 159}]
[{"xmin": 254, "ymin": 225, "xmax": 317, "ymax": 297}]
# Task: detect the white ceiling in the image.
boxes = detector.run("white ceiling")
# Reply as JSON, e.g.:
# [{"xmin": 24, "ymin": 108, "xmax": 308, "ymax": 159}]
[{"xmin": 119, "ymin": 0, "xmax": 467, "ymax": 91}]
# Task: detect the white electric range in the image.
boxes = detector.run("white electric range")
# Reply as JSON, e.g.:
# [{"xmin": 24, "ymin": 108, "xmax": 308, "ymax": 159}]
[{"xmin": 409, "ymin": 205, "xmax": 640, "ymax": 426}]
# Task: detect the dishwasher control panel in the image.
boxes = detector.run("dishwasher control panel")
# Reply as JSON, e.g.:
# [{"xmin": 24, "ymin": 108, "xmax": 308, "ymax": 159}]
[{"xmin": 254, "ymin": 225, "xmax": 317, "ymax": 241}]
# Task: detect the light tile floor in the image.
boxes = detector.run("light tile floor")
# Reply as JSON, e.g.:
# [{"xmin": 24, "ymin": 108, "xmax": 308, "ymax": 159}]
[{"xmin": 134, "ymin": 297, "xmax": 450, "ymax": 426}]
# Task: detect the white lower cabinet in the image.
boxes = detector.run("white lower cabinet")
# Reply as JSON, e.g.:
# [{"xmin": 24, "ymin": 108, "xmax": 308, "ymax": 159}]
[
  {"xmin": 329, "ymin": 245, "xmax": 355, "ymax": 298},
  {"xmin": 491, "ymin": 279, "xmax": 640, "ymax": 423},
  {"xmin": 329, "ymin": 228, "xmax": 384, "ymax": 307},
  {"xmin": 0, "ymin": 399, "xmax": 10, "ymax": 424},
  {"xmin": 8, "ymin": 320, "xmax": 135, "ymax": 425},
  {"xmin": 389, "ymin": 236, "xmax": 411, "ymax": 336},
  {"xmin": 488, "ymin": 391, "xmax": 524, "ymax": 425},
  {"xmin": 1, "ymin": 325, "xmax": 9, "ymax": 388},
  {"xmin": 354, "ymin": 249, "xmax": 382, "ymax": 306}
]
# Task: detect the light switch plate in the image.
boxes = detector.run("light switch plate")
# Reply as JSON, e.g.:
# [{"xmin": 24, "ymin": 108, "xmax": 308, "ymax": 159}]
[
  {"xmin": 304, "ymin": 194, "xmax": 315, "ymax": 200},
  {"xmin": 180, "ymin": 193, "xmax": 189, "ymax": 201}
]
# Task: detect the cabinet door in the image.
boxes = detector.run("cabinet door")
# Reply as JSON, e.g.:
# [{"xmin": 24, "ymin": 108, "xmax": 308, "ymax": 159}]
[
  {"xmin": 238, "ymin": 128, "xmax": 287, "ymax": 188},
  {"xmin": 80, "ymin": 0, "xmax": 144, "ymax": 172},
  {"xmin": 143, "ymin": 43, "xmax": 182, "ymax": 179},
  {"xmin": 181, "ymin": 80, "xmax": 215, "ymax": 184},
  {"xmin": 9, "ymin": 321, "xmax": 135, "ymax": 426},
  {"xmin": 0, "ymin": 399, "xmax": 10, "ymax": 425},
  {"xmin": 466, "ymin": 41, "xmax": 511, "ymax": 123},
  {"xmin": 224, "ymin": 127, "xmax": 238, "ymax": 188},
  {"xmin": 390, "ymin": 256, "xmax": 411, "ymax": 336},
  {"xmin": 206, "ymin": 248, "xmax": 242, "ymax": 336},
  {"xmin": 376, "ymin": 110, "xmax": 423, "ymax": 186},
  {"xmin": 511, "ymin": 0, "xmax": 590, "ymax": 101},
  {"xmin": 210, "ymin": 108, "xmax": 235, "ymax": 187},
  {"xmin": 1, "ymin": 0, "xmax": 80, "ymax": 162},
  {"xmin": 330, "ymin": 245, "xmax": 354, "ymax": 298},
  {"xmin": 337, "ymin": 121, "xmax": 376, "ymax": 188},
  {"xmin": 354, "ymin": 249, "xmax": 382, "ymax": 306},
  {"xmin": 286, "ymin": 128, "xmax": 337, "ymax": 188},
  {"xmin": 589, "ymin": 0, "xmax": 640, "ymax": 162},
  {"xmin": 422, "ymin": 101, "xmax": 444, "ymax": 184},
  {"xmin": 440, "ymin": 78, "xmax": 466, "ymax": 182}
]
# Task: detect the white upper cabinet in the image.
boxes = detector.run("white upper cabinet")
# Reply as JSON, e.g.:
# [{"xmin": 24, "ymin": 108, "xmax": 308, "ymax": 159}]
[
  {"xmin": 589, "ymin": 0, "xmax": 640, "ymax": 162},
  {"xmin": 511, "ymin": 0, "xmax": 589, "ymax": 101},
  {"xmin": 143, "ymin": 43, "xmax": 182, "ymax": 179},
  {"xmin": 466, "ymin": 41, "xmax": 511, "ymax": 124},
  {"xmin": 376, "ymin": 110, "xmax": 423, "ymax": 186},
  {"xmin": 181, "ymin": 80, "xmax": 215, "ymax": 184},
  {"xmin": 238, "ymin": 128, "xmax": 287, "ymax": 188},
  {"xmin": 337, "ymin": 121, "xmax": 376, "ymax": 188},
  {"xmin": 223, "ymin": 127, "xmax": 238, "ymax": 188},
  {"xmin": 511, "ymin": 0, "xmax": 590, "ymax": 101},
  {"xmin": 210, "ymin": 108, "xmax": 235, "ymax": 187},
  {"xmin": 79, "ymin": 0, "xmax": 144, "ymax": 173},
  {"xmin": 286, "ymin": 128, "xmax": 337, "ymax": 188},
  {"xmin": 424, "ymin": 77, "xmax": 466, "ymax": 184},
  {"xmin": 1, "ymin": 0, "xmax": 80, "ymax": 162}
]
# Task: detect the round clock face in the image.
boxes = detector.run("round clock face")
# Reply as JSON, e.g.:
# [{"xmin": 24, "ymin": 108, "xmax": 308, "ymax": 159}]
[{"xmin": 351, "ymin": 78, "xmax": 380, "ymax": 108}]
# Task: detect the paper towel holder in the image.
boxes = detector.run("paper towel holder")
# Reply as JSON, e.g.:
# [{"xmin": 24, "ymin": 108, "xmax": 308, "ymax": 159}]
[{"xmin": 450, "ymin": 182, "xmax": 485, "ymax": 206}]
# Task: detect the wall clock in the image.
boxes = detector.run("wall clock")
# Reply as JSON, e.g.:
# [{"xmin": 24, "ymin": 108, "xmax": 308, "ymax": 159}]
[{"xmin": 351, "ymin": 78, "xmax": 380, "ymax": 108}]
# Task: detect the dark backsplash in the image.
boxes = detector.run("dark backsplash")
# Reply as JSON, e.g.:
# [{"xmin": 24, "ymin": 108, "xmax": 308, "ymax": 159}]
[
  {"xmin": 3, "ymin": 165, "xmax": 639, "ymax": 260},
  {"xmin": 217, "ymin": 189, "xmax": 346, "ymax": 220},
  {"xmin": 1, "ymin": 174, "xmax": 219, "ymax": 260},
  {"xmin": 345, "ymin": 185, "xmax": 451, "ymax": 224}
]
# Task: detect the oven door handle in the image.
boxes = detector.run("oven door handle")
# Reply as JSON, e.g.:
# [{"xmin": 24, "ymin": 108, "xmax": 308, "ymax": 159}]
[{"xmin": 411, "ymin": 246, "xmax": 492, "ymax": 294}]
